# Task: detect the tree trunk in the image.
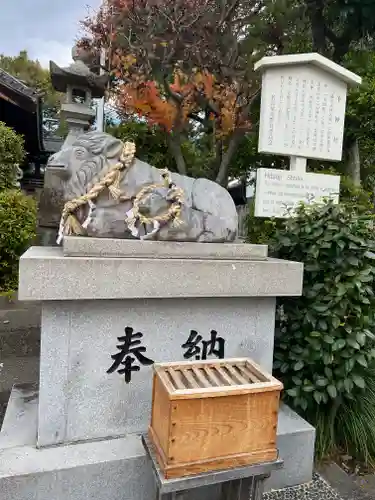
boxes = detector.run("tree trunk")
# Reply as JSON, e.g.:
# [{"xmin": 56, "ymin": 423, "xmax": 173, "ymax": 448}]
[
  {"xmin": 332, "ymin": 40, "xmax": 351, "ymax": 64},
  {"xmin": 305, "ymin": 0, "xmax": 327, "ymax": 54},
  {"xmin": 346, "ymin": 140, "xmax": 361, "ymax": 187},
  {"xmin": 167, "ymin": 134, "xmax": 187, "ymax": 176},
  {"xmin": 215, "ymin": 132, "xmax": 243, "ymax": 186}
]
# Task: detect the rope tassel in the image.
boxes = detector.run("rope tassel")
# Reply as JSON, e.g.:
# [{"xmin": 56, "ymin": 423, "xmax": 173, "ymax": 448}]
[{"xmin": 107, "ymin": 170, "xmax": 122, "ymax": 200}]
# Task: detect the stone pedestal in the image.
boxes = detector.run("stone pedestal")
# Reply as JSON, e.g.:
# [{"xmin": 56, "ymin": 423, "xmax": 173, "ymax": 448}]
[{"xmin": 0, "ymin": 240, "xmax": 315, "ymax": 499}]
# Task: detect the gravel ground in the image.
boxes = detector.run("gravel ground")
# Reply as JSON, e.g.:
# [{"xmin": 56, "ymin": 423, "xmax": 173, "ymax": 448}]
[
  {"xmin": 264, "ymin": 474, "xmax": 343, "ymax": 500},
  {"xmin": 354, "ymin": 475, "xmax": 375, "ymax": 496}
]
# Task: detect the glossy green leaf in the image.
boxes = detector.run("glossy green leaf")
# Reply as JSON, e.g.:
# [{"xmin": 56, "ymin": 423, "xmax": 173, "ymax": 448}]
[
  {"xmin": 318, "ymin": 319, "xmax": 328, "ymax": 331},
  {"xmin": 323, "ymin": 353, "xmax": 333, "ymax": 365},
  {"xmin": 345, "ymin": 358, "xmax": 355, "ymax": 372},
  {"xmin": 356, "ymin": 355, "xmax": 368, "ymax": 367},
  {"xmin": 302, "ymin": 384, "xmax": 315, "ymax": 392},
  {"xmin": 352, "ymin": 375, "xmax": 365, "ymax": 389},
  {"xmin": 356, "ymin": 332, "xmax": 366, "ymax": 345},
  {"xmin": 310, "ymin": 331, "xmax": 321, "ymax": 337},
  {"xmin": 324, "ymin": 367, "xmax": 333, "ymax": 378},
  {"xmin": 293, "ymin": 361, "xmax": 304, "ymax": 371},
  {"xmin": 312, "ymin": 304, "xmax": 330, "ymax": 313},
  {"xmin": 333, "ymin": 339, "xmax": 346, "ymax": 350},
  {"xmin": 313, "ymin": 391, "xmax": 323, "ymax": 404},
  {"xmin": 280, "ymin": 363, "xmax": 289, "ymax": 373},
  {"xmin": 344, "ymin": 378, "xmax": 353, "ymax": 392},
  {"xmin": 347, "ymin": 338, "xmax": 360, "ymax": 349},
  {"xmin": 286, "ymin": 388, "xmax": 298, "ymax": 397},
  {"xmin": 300, "ymin": 398, "xmax": 308, "ymax": 411},
  {"xmin": 348, "ymin": 256, "xmax": 359, "ymax": 266},
  {"xmin": 316, "ymin": 378, "xmax": 328, "ymax": 387},
  {"xmin": 332, "ymin": 316, "xmax": 341, "ymax": 329},
  {"xmin": 344, "ymin": 324, "xmax": 352, "ymax": 334},
  {"xmin": 327, "ymin": 385, "xmax": 337, "ymax": 398},
  {"xmin": 292, "ymin": 376, "xmax": 302, "ymax": 385}
]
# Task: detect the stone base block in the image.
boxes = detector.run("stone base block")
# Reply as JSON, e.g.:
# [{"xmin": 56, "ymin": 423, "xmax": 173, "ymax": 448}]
[
  {"xmin": 18, "ymin": 247, "xmax": 303, "ymax": 301},
  {"xmin": 0, "ymin": 305, "xmax": 41, "ymax": 333},
  {"xmin": 63, "ymin": 236, "xmax": 268, "ymax": 260},
  {"xmin": 267, "ymin": 404, "xmax": 315, "ymax": 491},
  {"xmin": 0, "ymin": 386, "xmax": 315, "ymax": 499},
  {"xmin": 0, "ymin": 383, "xmax": 38, "ymax": 449},
  {"xmin": 0, "ymin": 357, "xmax": 40, "ymax": 393}
]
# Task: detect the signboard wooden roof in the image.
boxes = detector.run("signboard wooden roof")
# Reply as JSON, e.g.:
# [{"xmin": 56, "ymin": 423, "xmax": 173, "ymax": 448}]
[
  {"xmin": 255, "ymin": 53, "xmax": 362, "ymax": 162},
  {"xmin": 254, "ymin": 53, "xmax": 362, "ymax": 86}
]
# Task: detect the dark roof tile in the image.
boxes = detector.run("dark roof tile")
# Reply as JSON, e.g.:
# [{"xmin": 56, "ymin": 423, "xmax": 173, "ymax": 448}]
[{"xmin": 0, "ymin": 68, "xmax": 38, "ymax": 102}]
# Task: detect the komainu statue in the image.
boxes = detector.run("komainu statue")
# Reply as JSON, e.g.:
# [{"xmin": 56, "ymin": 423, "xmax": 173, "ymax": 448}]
[{"xmin": 46, "ymin": 131, "xmax": 238, "ymax": 243}]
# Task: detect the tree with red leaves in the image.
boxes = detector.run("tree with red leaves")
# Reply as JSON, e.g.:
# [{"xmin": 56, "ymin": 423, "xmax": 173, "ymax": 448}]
[{"xmin": 81, "ymin": 0, "xmax": 272, "ymax": 185}]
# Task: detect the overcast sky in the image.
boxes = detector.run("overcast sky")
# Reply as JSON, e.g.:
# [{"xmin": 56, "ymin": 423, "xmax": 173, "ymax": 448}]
[{"xmin": 0, "ymin": 0, "xmax": 101, "ymax": 68}]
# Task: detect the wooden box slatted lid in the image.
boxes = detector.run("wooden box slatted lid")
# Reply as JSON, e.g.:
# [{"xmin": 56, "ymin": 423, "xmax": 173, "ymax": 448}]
[
  {"xmin": 150, "ymin": 358, "xmax": 283, "ymax": 478},
  {"xmin": 154, "ymin": 358, "xmax": 283, "ymax": 399}
]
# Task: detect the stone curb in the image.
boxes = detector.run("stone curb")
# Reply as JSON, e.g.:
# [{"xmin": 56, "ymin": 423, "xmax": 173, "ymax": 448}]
[
  {"xmin": 0, "ymin": 294, "xmax": 40, "ymax": 311},
  {"xmin": 318, "ymin": 462, "xmax": 372, "ymax": 500},
  {"xmin": 0, "ymin": 327, "xmax": 40, "ymax": 357},
  {"xmin": 63, "ymin": 236, "xmax": 269, "ymax": 260},
  {"xmin": 0, "ymin": 356, "xmax": 39, "ymax": 394},
  {"xmin": 0, "ymin": 309, "xmax": 41, "ymax": 334}
]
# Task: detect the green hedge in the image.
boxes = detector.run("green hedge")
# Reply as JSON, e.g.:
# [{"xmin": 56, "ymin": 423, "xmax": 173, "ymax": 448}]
[
  {"xmin": 0, "ymin": 190, "xmax": 37, "ymax": 292},
  {"xmin": 244, "ymin": 198, "xmax": 285, "ymax": 245},
  {"xmin": 0, "ymin": 121, "xmax": 25, "ymax": 190},
  {"xmin": 271, "ymin": 200, "xmax": 375, "ymax": 463}
]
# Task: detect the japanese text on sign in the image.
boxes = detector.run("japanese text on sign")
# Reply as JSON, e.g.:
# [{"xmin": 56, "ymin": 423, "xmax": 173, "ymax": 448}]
[
  {"xmin": 107, "ymin": 327, "xmax": 226, "ymax": 383},
  {"xmin": 107, "ymin": 327, "xmax": 154, "ymax": 383},
  {"xmin": 182, "ymin": 330, "xmax": 225, "ymax": 361},
  {"xmin": 258, "ymin": 65, "xmax": 347, "ymax": 161}
]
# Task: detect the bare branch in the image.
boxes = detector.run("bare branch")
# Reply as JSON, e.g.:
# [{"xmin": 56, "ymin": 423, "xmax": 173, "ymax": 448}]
[
  {"xmin": 219, "ymin": 0, "xmax": 241, "ymax": 26},
  {"xmin": 163, "ymin": 78, "xmax": 183, "ymax": 104},
  {"xmin": 188, "ymin": 112, "xmax": 213, "ymax": 130}
]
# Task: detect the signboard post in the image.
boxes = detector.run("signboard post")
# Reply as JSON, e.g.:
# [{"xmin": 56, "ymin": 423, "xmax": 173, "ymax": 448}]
[{"xmin": 253, "ymin": 53, "xmax": 362, "ymax": 217}]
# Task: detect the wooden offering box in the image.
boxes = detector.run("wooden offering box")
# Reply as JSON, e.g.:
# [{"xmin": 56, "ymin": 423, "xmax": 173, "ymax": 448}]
[{"xmin": 149, "ymin": 358, "xmax": 283, "ymax": 479}]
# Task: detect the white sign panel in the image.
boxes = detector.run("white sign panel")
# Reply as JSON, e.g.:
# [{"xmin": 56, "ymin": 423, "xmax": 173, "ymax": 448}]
[
  {"xmin": 254, "ymin": 168, "xmax": 340, "ymax": 218},
  {"xmin": 258, "ymin": 65, "xmax": 347, "ymax": 161}
]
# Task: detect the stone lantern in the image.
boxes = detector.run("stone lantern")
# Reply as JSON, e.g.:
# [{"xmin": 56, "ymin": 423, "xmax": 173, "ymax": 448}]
[
  {"xmin": 49, "ymin": 44, "xmax": 108, "ymax": 146},
  {"xmin": 39, "ymin": 46, "xmax": 108, "ymax": 242}
]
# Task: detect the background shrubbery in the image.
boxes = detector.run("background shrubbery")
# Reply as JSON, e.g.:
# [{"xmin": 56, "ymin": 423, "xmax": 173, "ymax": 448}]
[
  {"xmin": 245, "ymin": 174, "xmax": 375, "ymax": 464},
  {"xmin": 0, "ymin": 121, "xmax": 26, "ymax": 190},
  {"xmin": 0, "ymin": 123, "xmax": 37, "ymax": 293},
  {"xmin": 0, "ymin": 190, "xmax": 37, "ymax": 292},
  {"xmin": 266, "ymin": 200, "xmax": 375, "ymax": 464}
]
